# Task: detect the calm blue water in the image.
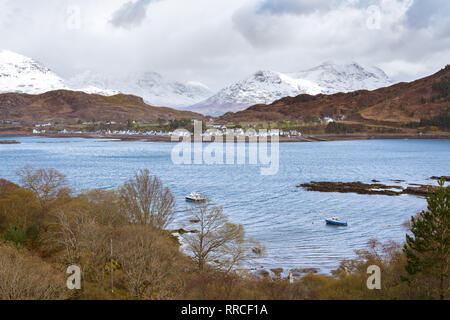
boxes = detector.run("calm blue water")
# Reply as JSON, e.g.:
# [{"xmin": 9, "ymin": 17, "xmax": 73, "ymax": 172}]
[{"xmin": 1, "ymin": 137, "xmax": 449, "ymax": 273}]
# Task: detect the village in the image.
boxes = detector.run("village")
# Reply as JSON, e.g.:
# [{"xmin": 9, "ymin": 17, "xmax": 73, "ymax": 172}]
[{"xmin": 29, "ymin": 119, "xmax": 303, "ymax": 138}]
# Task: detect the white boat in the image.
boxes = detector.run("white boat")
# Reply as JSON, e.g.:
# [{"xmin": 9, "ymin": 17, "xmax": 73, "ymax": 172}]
[{"xmin": 185, "ymin": 192, "xmax": 207, "ymax": 202}]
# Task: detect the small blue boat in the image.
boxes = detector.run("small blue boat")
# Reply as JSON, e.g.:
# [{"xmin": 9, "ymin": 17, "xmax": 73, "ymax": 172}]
[{"xmin": 325, "ymin": 217, "xmax": 348, "ymax": 226}]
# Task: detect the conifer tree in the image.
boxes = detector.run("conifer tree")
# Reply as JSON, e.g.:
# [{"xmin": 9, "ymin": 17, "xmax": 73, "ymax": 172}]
[{"xmin": 404, "ymin": 179, "xmax": 450, "ymax": 300}]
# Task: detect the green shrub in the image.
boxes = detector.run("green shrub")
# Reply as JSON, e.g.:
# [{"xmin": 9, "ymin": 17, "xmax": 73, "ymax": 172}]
[{"xmin": 3, "ymin": 224, "xmax": 27, "ymax": 246}]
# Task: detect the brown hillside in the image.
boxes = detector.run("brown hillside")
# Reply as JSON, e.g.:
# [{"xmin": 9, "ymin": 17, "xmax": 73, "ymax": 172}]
[
  {"xmin": 218, "ymin": 65, "xmax": 450, "ymax": 126},
  {"xmin": 0, "ymin": 90, "xmax": 203, "ymax": 124}
]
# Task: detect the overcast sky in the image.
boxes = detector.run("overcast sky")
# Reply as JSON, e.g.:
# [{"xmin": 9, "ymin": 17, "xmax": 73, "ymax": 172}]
[{"xmin": 0, "ymin": 0, "xmax": 449, "ymax": 90}]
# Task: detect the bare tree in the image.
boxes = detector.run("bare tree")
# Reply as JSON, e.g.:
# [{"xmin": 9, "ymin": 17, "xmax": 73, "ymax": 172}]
[
  {"xmin": 0, "ymin": 245, "xmax": 68, "ymax": 300},
  {"xmin": 46, "ymin": 203, "xmax": 114, "ymax": 285},
  {"xmin": 78, "ymin": 222, "xmax": 113, "ymax": 283},
  {"xmin": 183, "ymin": 201, "xmax": 265, "ymax": 272},
  {"xmin": 16, "ymin": 166, "xmax": 69, "ymax": 209},
  {"xmin": 47, "ymin": 207, "xmax": 96, "ymax": 265},
  {"xmin": 218, "ymin": 231, "xmax": 266, "ymax": 274},
  {"xmin": 118, "ymin": 169, "xmax": 175, "ymax": 229},
  {"xmin": 114, "ymin": 225, "xmax": 184, "ymax": 300},
  {"xmin": 80, "ymin": 189, "xmax": 128, "ymax": 227}
]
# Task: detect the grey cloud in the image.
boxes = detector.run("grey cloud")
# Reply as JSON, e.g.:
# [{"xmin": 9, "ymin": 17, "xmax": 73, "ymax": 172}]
[
  {"xmin": 232, "ymin": 5, "xmax": 288, "ymax": 48},
  {"xmin": 110, "ymin": 0, "xmax": 157, "ymax": 28},
  {"xmin": 257, "ymin": 0, "xmax": 342, "ymax": 15},
  {"xmin": 258, "ymin": 0, "xmax": 450, "ymax": 31}
]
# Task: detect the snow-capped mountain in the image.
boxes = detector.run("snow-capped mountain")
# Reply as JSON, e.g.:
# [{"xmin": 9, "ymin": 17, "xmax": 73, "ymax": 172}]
[
  {"xmin": 291, "ymin": 62, "xmax": 392, "ymax": 94},
  {"xmin": 68, "ymin": 71, "xmax": 213, "ymax": 108},
  {"xmin": 0, "ymin": 51, "xmax": 392, "ymax": 115},
  {"xmin": 188, "ymin": 70, "xmax": 323, "ymax": 116},
  {"xmin": 189, "ymin": 63, "xmax": 392, "ymax": 116},
  {"xmin": 0, "ymin": 50, "xmax": 116, "ymax": 96},
  {"xmin": 0, "ymin": 50, "xmax": 68, "ymax": 94},
  {"xmin": 0, "ymin": 50, "xmax": 211, "ymax": 107}
]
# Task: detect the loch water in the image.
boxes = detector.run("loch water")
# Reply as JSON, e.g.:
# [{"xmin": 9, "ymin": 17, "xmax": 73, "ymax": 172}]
[{"xmin": 1, "ymin": 137, "xmax": 449, "ymax": 273}]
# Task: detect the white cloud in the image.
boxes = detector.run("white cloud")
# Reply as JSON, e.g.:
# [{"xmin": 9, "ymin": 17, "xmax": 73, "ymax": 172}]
[{"xmin": 0, "ymin": 0, "xmax": 448, "ymax": 91}]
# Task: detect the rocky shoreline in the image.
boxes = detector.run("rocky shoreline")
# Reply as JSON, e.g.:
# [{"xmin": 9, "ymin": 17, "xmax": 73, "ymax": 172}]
[
  {"xmin": 1, "ymin": 131, "xmax": 450, "ymax": 143},
  {"xmin": 297, "ymin": 181, "xmax": 441, "ymax": 197}
]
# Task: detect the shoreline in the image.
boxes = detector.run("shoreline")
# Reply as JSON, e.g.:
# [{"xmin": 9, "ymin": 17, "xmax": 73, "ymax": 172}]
[{"xmin": 1, "ymin": 131, "xmax": 450, "ymax": 142}]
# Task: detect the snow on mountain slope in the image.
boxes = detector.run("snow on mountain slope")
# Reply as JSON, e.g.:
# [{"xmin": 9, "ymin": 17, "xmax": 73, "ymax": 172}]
[
  {"xmin": 188, "ymin": 70, "xmax": 323, "ymax": 116},
  {"xmin": 189, "ymin": 63, "xmax": 393, "ymax": 116},
  {"xmin": 68, "ymin": 71, "xmax": 213, "ymax": 108},
  {"xmin": 291, "ymin": 62, "xmax": 392, "ymax": 94},
  {"xmin": 0, "ymin": 50, "xmax": 211, "ymax": 107},
  {"xmin": 0, "ymin": 50, "xmax": 116, "ymax": 96},
  {"xmin": 0, "ymin": 50, "xmax": 68, "ymax": 94}
]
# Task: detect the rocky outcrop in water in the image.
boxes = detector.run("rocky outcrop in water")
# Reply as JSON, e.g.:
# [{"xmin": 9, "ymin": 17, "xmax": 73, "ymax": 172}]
[
  {"xmin": 431, "ymin": 176, "xmax": 450, "ymax": 182},
  {"xmin": 0, "ymin": 140, "xmax": 20, "ymax": 144},
  {"xmin": 298, "ymin": 181, "xmax": 438, "ymax": 197}
]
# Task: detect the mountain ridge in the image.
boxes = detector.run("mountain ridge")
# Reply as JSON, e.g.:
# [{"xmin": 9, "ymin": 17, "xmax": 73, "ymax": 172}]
[
  {"xmin": 218, "ymin": 65, "xmax": 450, "ymax": 128},
  {"xmin": 0, "ymin": 89, "xmax": 204, "ymax": 124},
  {"xmin": 189, "ymin": 62, "xmax": 393, "ymax": 116}
]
